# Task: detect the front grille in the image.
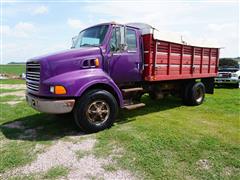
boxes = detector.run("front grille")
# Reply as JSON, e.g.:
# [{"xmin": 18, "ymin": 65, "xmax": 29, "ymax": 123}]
[
  {"xmin": 26, "ymin": 62, "xmax": 40, "ymax": 92},
  {"xmin": 219, "ymin": 73, "xmax": 231, "ymax": 78}
]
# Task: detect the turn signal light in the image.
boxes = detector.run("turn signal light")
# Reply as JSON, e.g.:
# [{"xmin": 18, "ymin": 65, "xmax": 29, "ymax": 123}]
[
  {"xmin": 55, "ymin": 85, "xmax": 66, "ymax": 94},
  {"xmin": 50, "ymin": 85, "xmax": 67, "ymax": 95},
  {"xmin": 95, "ymin": 58, "xmax": 100, "ymax": 67}
]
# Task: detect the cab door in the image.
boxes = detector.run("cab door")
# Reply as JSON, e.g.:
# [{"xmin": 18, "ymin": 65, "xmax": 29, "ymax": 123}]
[{"xmin": 106, "ymin": 26, "xmax": 142, "ymax": 84}]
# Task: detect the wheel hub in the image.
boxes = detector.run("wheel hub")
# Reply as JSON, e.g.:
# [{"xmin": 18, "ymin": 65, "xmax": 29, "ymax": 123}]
[
  {"xmin": 86, "ymin": 100, "xmax": 110, "ymax": 125},
  {"xmin": 195, "ymin": 87, "xmax": 203, "ymax": 103}
]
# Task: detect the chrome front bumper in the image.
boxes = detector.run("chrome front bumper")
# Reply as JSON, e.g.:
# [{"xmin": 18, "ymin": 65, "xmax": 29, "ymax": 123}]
[{"xmin": 26, "ymin": 93, "xmax": 75, "ymax": 114}]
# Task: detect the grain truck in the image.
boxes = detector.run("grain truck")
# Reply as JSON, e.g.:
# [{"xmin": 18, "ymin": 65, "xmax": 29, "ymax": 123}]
[{"xmin": 26, "ymin": 22, "xmax": 219, "ymax": 132}]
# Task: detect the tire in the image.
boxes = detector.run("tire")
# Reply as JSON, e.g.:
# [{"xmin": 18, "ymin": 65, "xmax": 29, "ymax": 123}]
[
  {"xmin": 73, "ymin": 89, "xmax": 118, "ymax": 133},
  {"xmin": 183, "ymin": 82, "xmax": 205, "ymax": 106}
]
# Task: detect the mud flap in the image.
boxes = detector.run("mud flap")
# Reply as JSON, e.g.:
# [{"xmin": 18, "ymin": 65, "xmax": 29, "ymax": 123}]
[{"xmin": 201, "ymin": 77, "xmax": 215, "ymax": 94}]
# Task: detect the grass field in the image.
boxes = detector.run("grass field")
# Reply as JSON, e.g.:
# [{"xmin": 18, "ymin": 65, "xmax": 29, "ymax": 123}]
[
  {"xmin": 0, "ymin": 79, "xmax": 239, "ymax": 179},
  {"xmin": 95, "ymin": 88, "xmax": 240, "ymax": 179},
  {"xmin": 0, "ymin": 64, "xmax": 26, "ymax": 76},
  {"xmin": 0, "ymin": 65, "xmax": 26, "ymax": 85},
  {"xmin": 0, "ymin": 79, "xmax": 25, "ymax": 84}
]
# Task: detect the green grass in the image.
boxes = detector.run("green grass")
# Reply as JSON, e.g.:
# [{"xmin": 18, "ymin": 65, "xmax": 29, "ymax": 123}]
[
  {"xmin": 0, "ymin": 89, "xmax": 24, "ymax": 94},
  {"xmin": 102, "ymin": 163, "xmax": 118, "ymax": 172},
  {"xmin": 0, "ymin": 85, "xmax": 239, "ymax": 179},
  {"xmin": 0, "ymin": 95, "xmax": 23, "ymax": 103},
  {"xmin": 0, "ymin": 141, "xmax": 36, "ymax": 173},
  {"xmin": 94, "ymin": 88, "xmax": 240, "ymax": 180},
  {"xmin": 43, "ymin": 166, "xmax": 69, "ymax": 179},
  {"xmin": 0, "ymin": 79, "xmax": 25, "ymax": 84},
  {"xmin": 0, "ymin": 64, "xmax": 26, "ymax": 76}
]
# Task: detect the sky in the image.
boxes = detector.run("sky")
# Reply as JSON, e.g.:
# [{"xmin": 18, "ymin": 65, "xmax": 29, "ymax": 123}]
[{"xmin": 1, "ymin": 0, "xmax": 239, "ymax": 64}]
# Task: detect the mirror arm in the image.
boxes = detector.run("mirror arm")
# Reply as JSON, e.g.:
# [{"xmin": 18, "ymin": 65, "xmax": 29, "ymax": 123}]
[{"xmin": 71, "ymin": 35, "xmax": 78, "ymax": 49}]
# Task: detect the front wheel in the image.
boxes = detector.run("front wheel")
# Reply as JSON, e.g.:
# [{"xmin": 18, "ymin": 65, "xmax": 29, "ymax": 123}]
[{"xmin": 74, "ymin": 89, "xmax": 118, "ymax": 133}]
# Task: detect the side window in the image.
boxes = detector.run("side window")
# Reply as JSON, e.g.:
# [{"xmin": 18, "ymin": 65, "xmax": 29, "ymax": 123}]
[
  {"xmin": 110, "ymin": 27, "xmax": 121, "ymax": 52},
  {"xmin": 126, "ymin": 29, "xmax": 137, "ymax": 51}
]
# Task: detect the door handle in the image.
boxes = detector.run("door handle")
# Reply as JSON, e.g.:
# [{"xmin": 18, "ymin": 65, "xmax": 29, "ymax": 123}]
[{"xmin": 136, "ymin": 62, "xmax": 140, "ymax": 70}]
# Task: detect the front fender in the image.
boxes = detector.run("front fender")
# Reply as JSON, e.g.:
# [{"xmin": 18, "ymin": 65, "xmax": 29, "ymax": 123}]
[{"xmin": 43, "ymin": 69, "xmax": 124, "ymax": 107}]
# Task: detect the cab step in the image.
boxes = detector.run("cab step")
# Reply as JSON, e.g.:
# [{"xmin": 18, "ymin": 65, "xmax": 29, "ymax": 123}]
[
  {"xmin": 121, "ymin": 87, "xmax": 143, "ymax": 93},
  {"xmin": 124, "ymin": 103, "xmax": 145, "ymax": 110}
]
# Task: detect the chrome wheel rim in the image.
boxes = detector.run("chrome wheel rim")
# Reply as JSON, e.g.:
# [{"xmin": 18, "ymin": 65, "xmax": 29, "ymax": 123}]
[
  {"xmin": 195, "ymin": 87, "xmax": 203, "ymax": 103},
  {"xmin": 86, "ymin": 100, "xmax": 110, "ymax": 125}
]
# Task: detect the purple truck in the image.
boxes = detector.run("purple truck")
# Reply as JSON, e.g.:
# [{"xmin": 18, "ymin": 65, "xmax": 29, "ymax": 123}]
[{"xmin": 26, "ymin": 22, "xmax": 219, "ymax": 132}]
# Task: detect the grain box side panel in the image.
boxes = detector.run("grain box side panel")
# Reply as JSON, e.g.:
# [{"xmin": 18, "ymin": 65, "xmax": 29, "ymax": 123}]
[{"xmin": 142, "ymin": 34, "xmax": 219, "ymax": 81}]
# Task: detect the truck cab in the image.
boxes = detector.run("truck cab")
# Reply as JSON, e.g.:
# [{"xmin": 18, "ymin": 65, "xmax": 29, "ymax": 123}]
[
  {"xmin": 75, "ymin": 23, "xmax": 143, "ymax": 84},
  {"xmin": 26, "ymin": 22, "xmax": 218, "ymax": 133}
]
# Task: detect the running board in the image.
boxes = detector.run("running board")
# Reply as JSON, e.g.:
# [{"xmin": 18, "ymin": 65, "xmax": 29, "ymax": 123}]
[
  {"xmin": 124, "ymin": 103, "xmax": 145, "ymax": 110},
  {"xmin": 121, "ymin": 87, "xmax": 143, "ymax": 93}
]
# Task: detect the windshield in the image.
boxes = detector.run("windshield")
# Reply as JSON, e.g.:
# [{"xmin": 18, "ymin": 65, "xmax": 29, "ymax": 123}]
[
  {"xmin": 219, "ymin": 65, "xmax": 240, "ymax": 72},
  {"xmin": 73, "ymin": 25, "xmax": 109, "ymax": 48},
  {"xmin": 219, "ymin": 68, "xmax": 239, "ymax": 72}
]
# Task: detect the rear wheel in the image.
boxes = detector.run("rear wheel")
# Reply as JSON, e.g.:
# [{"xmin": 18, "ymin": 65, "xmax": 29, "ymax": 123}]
[
  {"xmin": 74, "ymin": 89, "xmax": 118, "ymax": 133},
  {"xmin": 183, "ymin": 82, "xmax": 205, "ymax": 106}
]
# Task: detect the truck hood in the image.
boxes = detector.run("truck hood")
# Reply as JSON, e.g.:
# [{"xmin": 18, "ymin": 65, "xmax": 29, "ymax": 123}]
[
  {"xmin": 28, "ymin": 47, "xmax": 102, "ymax": 80},
  {"xmin": 29, "ymin": 47, "xmax": 100, "ymax": 63}
]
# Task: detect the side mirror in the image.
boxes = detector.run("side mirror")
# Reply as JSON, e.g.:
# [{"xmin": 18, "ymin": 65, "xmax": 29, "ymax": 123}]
[
  {"xmin": 120, "ymin": 26, "xmax": 127, "ymax": 51},
  {"xmin": 71, "ymin": 35, "xmax": 78, "ymax": 49},
  {"xmin": 119, "ymin": 44, "xmax": 127, "ymax": 51}
]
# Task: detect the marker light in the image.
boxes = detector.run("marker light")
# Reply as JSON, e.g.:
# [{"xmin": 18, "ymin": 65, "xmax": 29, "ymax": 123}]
[
  {"xmin": 50, "ymin": 85, "xmax": 67, "ymax": 95},
  {"xmin": 95, "ymin": 58, "xmax": 100, "ymax": 67}
]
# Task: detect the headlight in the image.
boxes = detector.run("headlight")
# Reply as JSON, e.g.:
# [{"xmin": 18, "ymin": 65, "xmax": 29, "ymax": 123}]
[{"xmin": 232, "ymin": 73, "xmax": 238, "ymax": 77}]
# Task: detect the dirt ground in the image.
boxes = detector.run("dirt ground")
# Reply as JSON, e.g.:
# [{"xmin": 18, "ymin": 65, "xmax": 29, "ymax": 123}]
[{"xmin": 2, "ymin": 133, "xmax": 136, "ymax": 179}]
